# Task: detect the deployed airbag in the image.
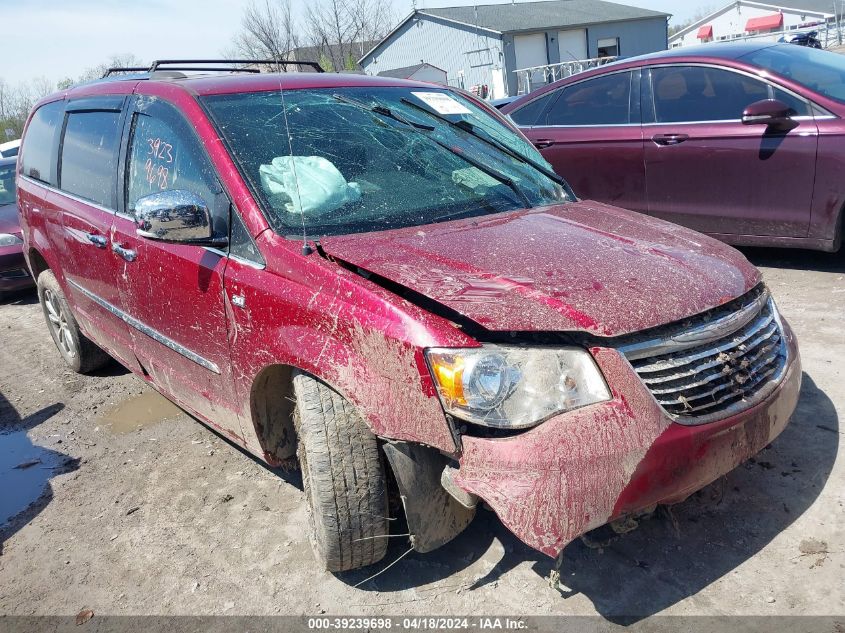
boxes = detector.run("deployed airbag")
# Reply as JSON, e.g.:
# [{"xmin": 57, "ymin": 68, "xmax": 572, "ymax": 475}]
[{"xmin": 259, "ymin": 155, "xmax": 361, "ymax": 215}]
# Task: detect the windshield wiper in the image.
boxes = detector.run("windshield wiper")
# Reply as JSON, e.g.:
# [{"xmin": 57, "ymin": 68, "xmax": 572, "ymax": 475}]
[
  {"xmin": 332, "ymin": 94, "xmax": 434, "ymax": 130},
  {"xmin": 399, "ymin": 97, "xmax": 572, "ymax": 192},
  {"xmin": 331, "ymin": 93, "xmax": 533, "ymax": 208}
]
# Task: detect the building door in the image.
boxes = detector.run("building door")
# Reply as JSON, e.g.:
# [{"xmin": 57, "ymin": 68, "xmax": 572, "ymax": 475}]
[
  {"xmin": 514, "ymin": 33, "xmax": 549, "ymax": 92},
  {"xmin": 557, "ymin": 29, "xmax": 588, "ymax": 61}
]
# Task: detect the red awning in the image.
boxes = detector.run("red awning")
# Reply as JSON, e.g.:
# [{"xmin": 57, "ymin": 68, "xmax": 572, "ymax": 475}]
[
  {"xmin": 697, "ymin": 25, "xmax": 713, "ymax": 38},
  {"xmin": 745, "ymin": 13, "xmax": 783, "ymax": 32}
]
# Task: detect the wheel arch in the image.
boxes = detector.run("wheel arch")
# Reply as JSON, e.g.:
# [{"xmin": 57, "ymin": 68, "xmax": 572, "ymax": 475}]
[
  {"xmin": 248, "ymin": 363, "xmax": 298, "ymax": 465},
  {"xmin": 27, "ymin": 246, "xmax": 51, "ymax": 279}
]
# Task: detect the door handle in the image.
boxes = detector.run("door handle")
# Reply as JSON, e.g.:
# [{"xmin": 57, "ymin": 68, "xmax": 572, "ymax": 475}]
[
  {"xmin": 112, "ymin": 243, "xmax": 137, "ymax": 262},
  {"xmin": 652, "ymin": 133, "xmax": 689, "ymax": 146},
  {"xmin": 85, "ymin": 233, "xmax": 108, "ymax": 248},
  {"xmin": 533, "ymin": 139, "xmax": 556, "ymax": 149}
]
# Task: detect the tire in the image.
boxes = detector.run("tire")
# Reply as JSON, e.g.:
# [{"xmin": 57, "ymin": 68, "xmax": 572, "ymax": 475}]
[
  {"xmin": 293, "ymin": 372, "xmax": 389, "ymax": 572},
  {"xmin": 37, "ymin": 270, "xmax": 110, "ymax": 374}
]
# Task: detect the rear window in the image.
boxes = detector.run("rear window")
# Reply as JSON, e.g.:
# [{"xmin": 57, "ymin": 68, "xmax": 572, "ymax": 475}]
[
  {"xmin": 60, "ymin": 111, "xmax": 122, "ymax": 208},
  {"xmin": 20, "ymin": 101, "xmax": 64, "ymax": 185}
]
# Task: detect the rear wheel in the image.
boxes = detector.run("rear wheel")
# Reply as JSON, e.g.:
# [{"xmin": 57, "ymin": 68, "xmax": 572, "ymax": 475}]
[
  {"xmin": 37, "ymin": 270, "xmax": 110, "ymax": 373},
  {"xmin": 293, "ymin": 372, "xmax": 389, "ymax": 572}
]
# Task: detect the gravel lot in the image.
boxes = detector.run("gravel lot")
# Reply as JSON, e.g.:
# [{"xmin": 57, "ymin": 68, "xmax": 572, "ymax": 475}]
[{"xmin": 0, "ymin": 247, "xmax": 842, "ymax": 621}]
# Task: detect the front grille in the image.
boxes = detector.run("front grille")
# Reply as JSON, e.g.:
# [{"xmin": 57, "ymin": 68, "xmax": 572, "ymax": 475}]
[{"xmin": 621, "ymin": 291, "xmax": 788, "ymax": 425}]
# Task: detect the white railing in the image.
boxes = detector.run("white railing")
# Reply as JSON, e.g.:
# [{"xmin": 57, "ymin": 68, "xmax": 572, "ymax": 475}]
[
  {"xmin": 514, "ymin": 56, "xmax": 618, "ymax": 95},
  {"xmin": 708, "ymin": 23, "xmax": 844, "ymax": 49}
]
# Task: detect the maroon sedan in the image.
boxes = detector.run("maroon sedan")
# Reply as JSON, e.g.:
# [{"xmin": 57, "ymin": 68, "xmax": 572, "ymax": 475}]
[
  {"xmin": 0, "ymin": 156, "xmax": 34, "ymax": 299},
  {"xmin": 503, "ymin": 42, "xmax": 845, "ymax": 252}
]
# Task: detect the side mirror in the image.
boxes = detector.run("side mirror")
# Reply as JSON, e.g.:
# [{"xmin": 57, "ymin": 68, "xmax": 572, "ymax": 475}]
[
  {"xmin": 742, "ymin": 99, "xmax": 795, "ymax": 129},
  {"xmin": 134, "ymin": 190, "xmax": 227, "ymax": 246}
]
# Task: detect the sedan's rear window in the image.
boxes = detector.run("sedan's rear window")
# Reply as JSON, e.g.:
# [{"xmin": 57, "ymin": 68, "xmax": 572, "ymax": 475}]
[
  {"xmin": 202, "ymin": 87, "xmax": 569, "ymax": 237},
  {"xmin": 745, "ymin": 45, "xmax": 845, "ymax": 103}
]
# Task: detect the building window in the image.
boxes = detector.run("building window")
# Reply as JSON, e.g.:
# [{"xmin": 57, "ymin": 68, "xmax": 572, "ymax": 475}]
[{"xmin": 597, "ymin": 37, "xmax": 619, "ymax": 58}]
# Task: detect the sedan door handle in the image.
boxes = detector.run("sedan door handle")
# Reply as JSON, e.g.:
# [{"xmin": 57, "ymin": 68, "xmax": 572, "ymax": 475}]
[
  {"xmin": 532, "ymin": 139, "xmax": 556, "ymax": 149},
  {"xmin": 85, "ymin": 233, "xmax": 108, "ymax": 248},
  {"xmin": 652, "ymin": 133, "xmax": 690, "ymax": 146},
  {"xmin": 112, "ymin": 243, "xmax": 137, "ymax": 262}
]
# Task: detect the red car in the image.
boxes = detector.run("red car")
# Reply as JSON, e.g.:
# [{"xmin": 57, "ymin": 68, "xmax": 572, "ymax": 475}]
[
  {"xmin": 0, "ymin": 156, "xmax": 35, "ymax": 299},
  {"xmin": 16, "ymin": 61, "xmax": 800, "ymax": 573},
  {"xmin": 503, "ymin": 42, "xmax": 845, "ymax": 252}
]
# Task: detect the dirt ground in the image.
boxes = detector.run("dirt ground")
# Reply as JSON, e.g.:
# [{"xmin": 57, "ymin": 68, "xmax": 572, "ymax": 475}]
[{"xmin": 0, "ymin": 246, "xmax": 842, "ymax": 622}]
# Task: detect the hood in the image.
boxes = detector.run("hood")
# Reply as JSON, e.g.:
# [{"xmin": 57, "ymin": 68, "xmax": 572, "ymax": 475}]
[
  {"xmin": 0, "ymin": 203, "xmax": 21, "ymax": 236},
  {"xmin": 320, "ymin": 202, "xmax": 761, "ymax": 337}
]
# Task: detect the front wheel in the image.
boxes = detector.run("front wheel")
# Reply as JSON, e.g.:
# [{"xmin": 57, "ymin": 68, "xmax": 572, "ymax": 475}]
[
  {"xmin": 293, "ymin": 372, "xmax": 389, "ymax": 572},
  {"xmin": 37, "ymin": 270, "xmax": 110, "ymax": 373}
]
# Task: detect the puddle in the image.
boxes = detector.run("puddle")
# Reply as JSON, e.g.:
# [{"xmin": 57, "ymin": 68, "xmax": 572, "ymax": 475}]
[
  {"xmin": 0, "ymin": 431, "xmax": 68, "ymax": 528},
  {"xmin": 98, "ymin": 391, "xmax": 183, "ymax": 434}
]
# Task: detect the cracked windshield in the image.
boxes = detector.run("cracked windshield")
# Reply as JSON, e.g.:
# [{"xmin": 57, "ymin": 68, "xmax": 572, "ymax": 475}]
[{"xmin": 203, "ymin": 87, "xmax": 571, "ymax": 236}]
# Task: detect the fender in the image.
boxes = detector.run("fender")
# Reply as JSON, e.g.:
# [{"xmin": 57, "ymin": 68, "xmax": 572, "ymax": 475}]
[{"xmin": 225, "ymin": 237, "xmax": 479, "ymax": 459}]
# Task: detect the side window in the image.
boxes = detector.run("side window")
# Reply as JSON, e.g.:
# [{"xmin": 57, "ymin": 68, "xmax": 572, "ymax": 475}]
[
  {"xmin": 59, "ymin": 110, "xmax": 122, "ymax": 207},
  {"xmin": 652, "ymin": 66, "xmax": 771, "ymax": 123},
  {"xmin": 229, "ymin": 209, "xmax": 264, "ymax": 264},
  {"xmin": 126, "ymin": 101, "xmax": 227, "ymax": 236},
  {"xmin": 543, "ymin": 72, "xmax": 631, "ymax": 126},
  {"xmin": 20, "ymin": 100, "xmax": 64, "ymax": 186},
  {"xmin": 509, "ymin": 91, "xmax": 556, "ymax": 126}
]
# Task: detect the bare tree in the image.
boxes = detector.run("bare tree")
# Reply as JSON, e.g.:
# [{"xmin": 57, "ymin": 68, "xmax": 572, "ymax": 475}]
[
  {"xmin": 669, "ymin": 5, "xmax": 716, "ymax": 36},
  {"xmin": 0, "ymin": 54, "xmax": 145, "ymax": 139},
  {"xmin": 77, "ymin": 53, "xmax": 146, "ymax": 83},
  {"xmin": 0, "ymin": 76, "xmax": 61, "ymax": 140},
  {"xmin": 305, "ymin": 0, "xmax": 394, "ymax": 71},
  {"xmin": 228, "ymin": 0, "xmax": 299, "ymax": 71}
]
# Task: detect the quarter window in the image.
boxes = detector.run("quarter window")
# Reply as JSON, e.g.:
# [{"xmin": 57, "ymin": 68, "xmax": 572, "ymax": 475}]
[
  {"xmin": 509, "ymin": 91, "xmax": 556, "ymax": 126},
  {"xmin": 650, "ymin": 66, "xmax": 801, "ymax": 123},
  {"xmin": 543, "ymin": 72, "xmax": 631, "ymax": 126},
  {"xmin": 21, "ymin": 101, "xmax": 64, "ymax": 186},
  {"xmin": 59, "ymin": 110, "xmax": 122, "ymax": 207},
  {"xmin": 772, "ymin": 87, "xmax": 812, "ymax": 116}
]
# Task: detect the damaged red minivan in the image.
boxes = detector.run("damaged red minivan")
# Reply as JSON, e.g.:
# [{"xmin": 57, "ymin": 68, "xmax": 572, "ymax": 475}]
[{"xmin": 16, "ymin": 61, "xmax": 801, "ymax": 573}]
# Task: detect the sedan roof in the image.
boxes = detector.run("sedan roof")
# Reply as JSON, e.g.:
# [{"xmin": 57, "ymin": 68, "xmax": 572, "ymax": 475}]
[{"xmin": 623, "ymin": 41, "xmax": 780, "ymax": 64}]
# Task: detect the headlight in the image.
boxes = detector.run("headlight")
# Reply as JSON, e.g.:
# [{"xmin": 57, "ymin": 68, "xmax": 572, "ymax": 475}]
[
  {"xmin": 426, "ymin": 345, "xmax": 611, "ymax": 429},
  {"xmin": 0, "ymin": 233, "xmax": 22, "ymax": 247}
]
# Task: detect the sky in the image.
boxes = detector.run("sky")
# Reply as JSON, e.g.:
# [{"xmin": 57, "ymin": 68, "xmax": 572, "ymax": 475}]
[{"xmin": 0, "ymin": 0, "xmax": 707, "ymax": 85}]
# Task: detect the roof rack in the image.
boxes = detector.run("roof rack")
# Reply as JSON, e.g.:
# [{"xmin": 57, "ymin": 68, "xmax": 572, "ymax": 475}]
[
  {"xmin": 102, "ymin": 67, "xmax": 150, "ymax": 77},
  {"xmin": 101, "ymin": 59, "xmax": 323, "ymax": 79}
]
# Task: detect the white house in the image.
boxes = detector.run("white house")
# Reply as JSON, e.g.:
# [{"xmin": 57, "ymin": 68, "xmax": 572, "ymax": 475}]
[
  {"xmin": 377, "ymin": 63, "xmax": 449, "ymax": 84},
  {"xmin": 669, "ymin": 0, "xmax": 841, "ymax": 48}
]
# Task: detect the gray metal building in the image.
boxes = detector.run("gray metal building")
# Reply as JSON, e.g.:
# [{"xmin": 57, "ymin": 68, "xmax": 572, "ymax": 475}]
[{"xmin": 359, "ymin": 0, "xmax": 670, "ymax": 98}]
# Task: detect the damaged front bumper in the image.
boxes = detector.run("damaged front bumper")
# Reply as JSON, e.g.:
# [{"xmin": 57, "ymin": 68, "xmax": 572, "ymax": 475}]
[{"xmin": 448, "ymin": 326, "xmax": 801, "ymax": 557}]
